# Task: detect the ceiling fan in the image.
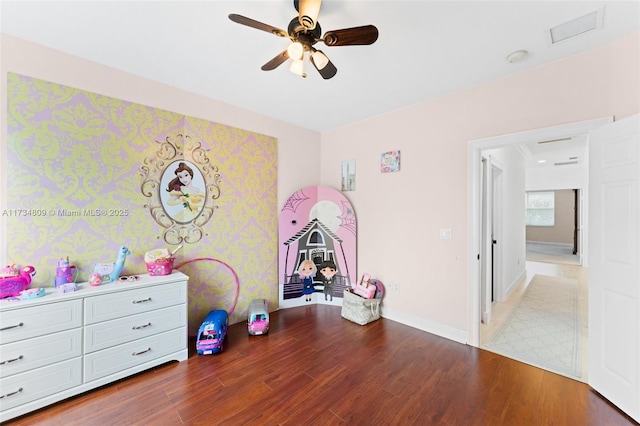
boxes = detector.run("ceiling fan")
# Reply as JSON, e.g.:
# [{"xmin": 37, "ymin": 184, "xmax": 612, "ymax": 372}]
[{"xmin": 229, "ymin": 0, "xmax": 378, "ymax": 79}]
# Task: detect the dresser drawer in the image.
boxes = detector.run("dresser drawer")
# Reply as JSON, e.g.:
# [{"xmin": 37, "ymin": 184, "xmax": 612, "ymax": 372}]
[
  {"xmin": 0, "ymin": 300, "xmax": 82, "ymax": 345},
  {"xmin": 84, "ymin": 281, "xmax": 187, "ymax": 324},
  {"xmin": 84, "ymin": 304, "xmax": 186, "ymax": 353},
  {"xmin": 0, "ymin": 329, "xmax": 82, "ymax": 379},
  {"xmin": 0, "ymin": 358, "xmax": 82, "ymax": 412},
  {"xmin": 83, "ymin": 327, "xmax": 186, "ymax": 382}
]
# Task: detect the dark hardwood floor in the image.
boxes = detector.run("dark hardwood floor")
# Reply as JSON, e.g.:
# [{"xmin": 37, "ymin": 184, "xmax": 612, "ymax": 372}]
[{"xmin": 4, "ymin": 304, "xmax": 636, "ymax": 425}]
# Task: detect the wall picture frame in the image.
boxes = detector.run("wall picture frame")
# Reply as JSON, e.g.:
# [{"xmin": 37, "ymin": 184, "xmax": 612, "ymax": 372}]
[
  {"xmin": 381, "ymin": 150, "xmax": 401, "ymax": 173},
  {"xmin": 341, "ymin": 159, "xmax": 356, "ymax": 191}
]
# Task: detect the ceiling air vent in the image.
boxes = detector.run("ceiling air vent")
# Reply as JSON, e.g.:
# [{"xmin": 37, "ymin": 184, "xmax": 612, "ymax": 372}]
[
  {"xmin": 538, "ymin": 137, "xmax": 572, "ymax": 144},
  {"xmin": 554, "ymin": 160, "xmax": 579, "ymax": 166},
  {"xmin": 548, "ymin": 6, "xmax": 605, "ymax": 45}
]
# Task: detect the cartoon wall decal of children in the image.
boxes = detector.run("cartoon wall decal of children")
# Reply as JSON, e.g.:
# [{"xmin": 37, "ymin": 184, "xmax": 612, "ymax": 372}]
[
  {"xmin": 164, "ymin": 161, "xmax": 205, "ymax": 223},
  {"xmin": 297, "ymin": 259, "xmax": 317, "ymax": 302},
  {"xmin": 319, "ymin": 260, "xmax": 337, "ymax": 301}
]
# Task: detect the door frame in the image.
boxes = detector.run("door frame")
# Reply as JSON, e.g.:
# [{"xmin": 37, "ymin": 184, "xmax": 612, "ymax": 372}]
[
  {"xmin": 481, "ymin": 156, "xmax": 504, "ymax": 324},
  {"xmin": 467, "ymin": 116, "xmax": 612, "ymax": 347}
]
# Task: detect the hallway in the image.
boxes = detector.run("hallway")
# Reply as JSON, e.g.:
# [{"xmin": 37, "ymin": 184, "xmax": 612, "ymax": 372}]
[{"xmin": 480, "ymin": 259, "xmax": 588, "ymax": 381}]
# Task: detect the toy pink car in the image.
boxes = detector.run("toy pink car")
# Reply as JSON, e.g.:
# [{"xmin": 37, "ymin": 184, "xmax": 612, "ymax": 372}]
[{"xmin": 247, "ymin": 299, "xmax": 269, "ymax": 335}]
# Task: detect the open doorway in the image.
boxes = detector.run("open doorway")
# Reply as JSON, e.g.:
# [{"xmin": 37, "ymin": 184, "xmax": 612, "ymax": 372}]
[
  {"xmin": 525, "ymin": 189, "xmax": 581, "ymax": 266},
  {"xmin": 467, "ymin": 117, "xmax": 612, "ymax": 348}
]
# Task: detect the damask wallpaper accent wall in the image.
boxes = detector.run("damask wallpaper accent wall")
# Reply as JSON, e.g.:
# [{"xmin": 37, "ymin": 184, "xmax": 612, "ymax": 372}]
[{"xmin": 5, "ymin": 73, "xmax": 277, "ymax": 332}]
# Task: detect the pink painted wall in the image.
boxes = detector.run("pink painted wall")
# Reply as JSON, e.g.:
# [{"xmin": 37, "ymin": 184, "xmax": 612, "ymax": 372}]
[{"xmin": 320, "ymin": 30, "xmax": 640, "ymax": 339}]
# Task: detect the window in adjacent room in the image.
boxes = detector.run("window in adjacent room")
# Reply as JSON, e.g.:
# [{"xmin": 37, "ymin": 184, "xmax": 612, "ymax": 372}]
[{"xmin": 525, "ymin": 191, "xmax": 555, "ymax": 226}]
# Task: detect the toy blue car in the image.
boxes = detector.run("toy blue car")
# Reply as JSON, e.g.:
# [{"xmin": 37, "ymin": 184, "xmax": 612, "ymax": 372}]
[{"xmin": 196, "ymin": 309, "xmax": 228, "ymax": 355}]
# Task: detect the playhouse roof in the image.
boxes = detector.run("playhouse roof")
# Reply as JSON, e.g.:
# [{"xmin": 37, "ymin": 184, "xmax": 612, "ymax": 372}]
[{"xmin": 284, "ymin": 218, "xmax": 342, "ymax": 246}]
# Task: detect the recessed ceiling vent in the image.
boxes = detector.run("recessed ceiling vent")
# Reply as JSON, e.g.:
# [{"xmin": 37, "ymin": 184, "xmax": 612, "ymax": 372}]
[
  {"xmin": 548, "ymin": 6, "xmax": 605, "ymax": 45},
  {"xmin": 538, "ymin": 137, "xmax": 572, "ymax": 144}
]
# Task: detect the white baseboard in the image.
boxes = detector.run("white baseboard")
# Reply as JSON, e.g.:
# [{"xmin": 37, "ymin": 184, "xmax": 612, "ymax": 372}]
[
  {"xmin": 526, "ymin": 241, "xmax": 573, "ymax": 248},
  {"xmin": 380, "ymin": 307, "xmax": 468, "ymax": 345},
  {"xmin": 502, "ymin": 269, "xmax": 527, "ymax": 301}
]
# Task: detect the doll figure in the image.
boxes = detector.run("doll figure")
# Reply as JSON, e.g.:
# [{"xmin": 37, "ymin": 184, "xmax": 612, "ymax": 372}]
[
  {"xmin": 319, "ymin": 260, "xmax": 337, "ymax": 301},
  {"xmin": 297, "ymin": 259, "xmax": 317, "ymax": 302}
]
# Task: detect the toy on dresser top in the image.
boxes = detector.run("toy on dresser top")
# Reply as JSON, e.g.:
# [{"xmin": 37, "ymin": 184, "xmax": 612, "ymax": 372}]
[
  {"xmin": 0, "ymin": 264, "xmax": 37, "ymax": 299},
  {"xmin": 144, "ymin": 244, "xmax": 182, "ymax": 276},
  {"xmin": 54, "ymin": 256, "xmax": 78, "ymax": 287},
  {"xmin": 93, "ymin": 245, "xmax": 130, "ymax": 284},
  {"xmin": 1, "ymin": 245, "xmax": 131, "ymax": 300}
]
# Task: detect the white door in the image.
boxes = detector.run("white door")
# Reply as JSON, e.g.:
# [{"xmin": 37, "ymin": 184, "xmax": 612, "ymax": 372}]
[
  {"xmin": 481, "ymin": 158, "xmax": 489, "ymax": 323},
  {"xmin": 491, "ymin": 164, "xmax": 502, "ymax": 301},
  {"xmin": 481, "ymin": 157, "xmax": 493, "ymax": 323},
  {"xmin": 481, "ymin": 156, "xmax": 503, "ymax": 323},
  {"xmin": 588, "ymin": 114, "xmax": 640, "ymax": 422}
]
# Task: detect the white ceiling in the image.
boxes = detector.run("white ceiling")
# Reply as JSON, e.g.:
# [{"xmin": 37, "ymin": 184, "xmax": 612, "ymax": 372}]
[
  {"xmin": 2, "ymin": 1, "xmax": 639, "ymax": 165},
  {"xmin": 520, "ymin": 134, "xmax": 588, "ymax": 169}
]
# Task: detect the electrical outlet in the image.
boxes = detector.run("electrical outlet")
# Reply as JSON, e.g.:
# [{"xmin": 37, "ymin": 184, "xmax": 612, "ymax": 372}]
[{"xmin": 440, "ymin": 229, "xmax": 452, "ymax": 240}]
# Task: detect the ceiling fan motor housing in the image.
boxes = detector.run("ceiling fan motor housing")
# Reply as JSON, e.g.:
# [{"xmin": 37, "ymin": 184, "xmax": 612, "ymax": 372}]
[{"xmin": 288, "ymin": 17, "xmax": 321, "ymax": 48}]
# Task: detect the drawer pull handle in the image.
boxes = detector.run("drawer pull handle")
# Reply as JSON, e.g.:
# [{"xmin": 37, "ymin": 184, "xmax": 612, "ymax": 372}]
[
  {"xmin": 0, "ymin": 355, "xmax": 24, "ymax": 365},
  {"xmin": 0, "ymin": 387, "xmax": 23, "ymax": 399},
  {"xmin": 132, "ymin": 322, "xmax": 152, "ymax": 330},
  {"xmin": 0, "ymin": 322, "xmax": 24, "ymax": 331},
  {"xmin": 132, "ymin": 297, "xmax": 152, "ymax": 304},
  {"xmin": 132, "ymin": 348, "xmax": 151, "ymax": 356}
]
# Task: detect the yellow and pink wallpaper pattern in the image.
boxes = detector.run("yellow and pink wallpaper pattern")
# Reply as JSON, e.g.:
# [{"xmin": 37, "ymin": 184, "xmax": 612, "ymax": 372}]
[{"xmin": 5, "ymin": 73, "xmax": 277, "ymax": 332}]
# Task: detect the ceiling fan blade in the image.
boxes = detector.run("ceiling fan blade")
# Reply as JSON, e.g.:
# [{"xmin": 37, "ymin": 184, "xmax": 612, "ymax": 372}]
[
  {"xmin": 323, "ymin": 25, "xmax": 379, "ymax": 46},
  {"xmin": 261, "ymin": 50, "xmax": 289, "ymax": 71},
  {"xmin": 229, "ymin": 14, "xmax": 288, "ymax": 38},
  {"xmin": 310, "ymin": 50, "xmax": 337, "ymax": 79}
]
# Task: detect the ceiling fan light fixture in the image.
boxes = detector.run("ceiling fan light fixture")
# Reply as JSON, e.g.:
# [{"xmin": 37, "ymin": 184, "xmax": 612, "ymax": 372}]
[
  {"xmin": 298, "ymin": 0, "xmax": 321, "ymax": 29},
  {"xmin": 287, "ymin": 42, "xmax": 304, "ymax": 60},
  {"xmin": 311, "ymin": 49, "xmax": 329, "ymax": 70},
  {"xmin": 290, "ymin": 58, "xmax": 307, "ymax": 78}
]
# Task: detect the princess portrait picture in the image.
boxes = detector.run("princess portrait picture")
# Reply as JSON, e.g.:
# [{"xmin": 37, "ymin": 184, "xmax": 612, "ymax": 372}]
[{"xmin": 160, "ymin": 161, "xmax": 206, "ymax": 224}]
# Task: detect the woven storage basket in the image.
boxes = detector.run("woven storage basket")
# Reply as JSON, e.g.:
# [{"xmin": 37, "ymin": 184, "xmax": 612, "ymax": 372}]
[{"xmin": 341, "ymin": 289, "xmax": 381, "ymax": 325}]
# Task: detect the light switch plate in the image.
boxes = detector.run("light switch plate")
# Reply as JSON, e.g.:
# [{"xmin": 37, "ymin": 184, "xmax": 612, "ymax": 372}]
[{"xmin": 440, "ymin": 229, "xmax": 452, "ymax": 240}]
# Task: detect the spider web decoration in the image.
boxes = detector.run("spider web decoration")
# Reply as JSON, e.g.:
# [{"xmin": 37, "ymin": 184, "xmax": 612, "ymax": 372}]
[
  {"xmin": 281, "ymin": 189, "xmax": 310, "ymax": 213},
  {"xmin": 339, "ymin": 200, "xmax": 356, "ymax": 235}
]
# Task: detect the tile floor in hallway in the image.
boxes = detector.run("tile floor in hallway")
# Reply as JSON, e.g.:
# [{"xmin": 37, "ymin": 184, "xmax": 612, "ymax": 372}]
[{"xmin": 480, "ymin": 257, "xmax": 588, "ymax": 381}]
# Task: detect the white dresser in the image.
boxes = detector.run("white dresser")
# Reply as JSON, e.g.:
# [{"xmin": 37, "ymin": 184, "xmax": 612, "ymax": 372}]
[{"xmin": 0, "ymin": 272, "xmax": 188, "ymax": 422}]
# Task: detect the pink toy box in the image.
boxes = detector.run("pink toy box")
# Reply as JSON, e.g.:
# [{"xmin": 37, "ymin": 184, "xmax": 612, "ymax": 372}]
[
  {"xmin": 144, "ymin": 245, "xmax": 182, "ymax": 276},
  {"xmin": 146, "ymin": 258, "xmax": 174, "ymax": 276}
]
